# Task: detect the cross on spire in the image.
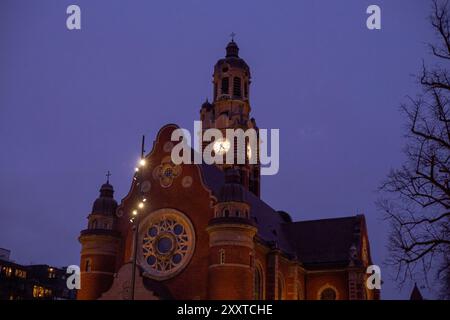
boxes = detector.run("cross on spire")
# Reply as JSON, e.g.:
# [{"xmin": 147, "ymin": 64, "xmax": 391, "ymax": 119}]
[
  {"xmin": 230, "ymin": 32, "xmax": 236, "ymax": 42},
  {"xmin": 106, "ymin": 170, "xmax": 112, "ymax": 184}
]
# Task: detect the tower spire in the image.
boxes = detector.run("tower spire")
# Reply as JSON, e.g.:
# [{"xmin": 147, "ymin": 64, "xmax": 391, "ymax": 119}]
[{"xmin": 106, "ymin": 170, "xmax": 112, "ymax": 184}]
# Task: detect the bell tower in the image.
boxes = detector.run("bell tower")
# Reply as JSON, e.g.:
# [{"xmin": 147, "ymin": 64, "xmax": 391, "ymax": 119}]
[
  {"xmin": 200, "ymin": 39, "xmax": 261, "ymax": 197},
  {"xmin": 78, "ymin": 175, "xmax": 121, "ymax": 300},
  {"xmin": 206, "ymin": 169, "xmax": 257, "ymax": 299}
]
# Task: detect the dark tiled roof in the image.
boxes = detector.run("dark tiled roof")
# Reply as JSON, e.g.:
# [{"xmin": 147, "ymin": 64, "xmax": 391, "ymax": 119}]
[
  {"xmin": 282, "ymin": 216, "xmax": 363, "ymax": 268},
  {"xmin": 198, "ymin": 164, "xmax": 363, "ymax": 268}
]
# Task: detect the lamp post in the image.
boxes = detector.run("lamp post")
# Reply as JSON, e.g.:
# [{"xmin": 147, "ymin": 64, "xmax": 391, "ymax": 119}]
[{"xmin": 130, "ymin": 135, "xmax": 146, "ymax": 300}]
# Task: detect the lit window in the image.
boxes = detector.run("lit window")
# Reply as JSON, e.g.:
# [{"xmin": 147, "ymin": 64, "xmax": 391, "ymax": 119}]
[
  {"xmin": 48, "ymin": 268, "xmax": 56, "ymax": 279},
  {"xmin": 3, "ymin": 267, "xmax": 12, "ymax": 277},
  {"xmin": 44, "ymin": 289, "xmax": 52, "ymax": 297},
  {"xmin": 33, "ymin": 285, "xmax": 45, "ymax": 298},
  {"xmin": 15, "ymin": 269, "xmax": 26, "ymax": 279}
]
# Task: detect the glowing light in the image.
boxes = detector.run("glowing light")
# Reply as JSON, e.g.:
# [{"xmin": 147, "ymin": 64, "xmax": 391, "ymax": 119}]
[
  {"xmin": 138, "ymin": 202, "xmax": 144, "ymax": 209},
  {"xmin": 213, "ymin": 138, "xmax": 230, "ymax": 155},
  {"xmin": 135, "ymin": 167, "xmax": 139, "ymax": 172},
  {"xmin": 139, "ymin": 159, "xmax": 146, "ymax": 166},
  {"xmin": 143, "ymin": 198, "xmax": 147, "ymax": 202},
  {"xmin": 132, "ymin": 210, "xmax": 138, "ymax": 216}
]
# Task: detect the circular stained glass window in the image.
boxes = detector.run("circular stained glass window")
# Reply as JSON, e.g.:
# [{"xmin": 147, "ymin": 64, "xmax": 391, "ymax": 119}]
[{"xmin": 139, "ymin": 209, "xmax": 195, "ymax": 280}]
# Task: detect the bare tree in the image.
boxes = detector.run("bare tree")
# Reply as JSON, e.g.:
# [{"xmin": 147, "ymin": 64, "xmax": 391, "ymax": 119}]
[{"xmin": 379, "ymin": 0, "xmax": 450, "ymax": 298}]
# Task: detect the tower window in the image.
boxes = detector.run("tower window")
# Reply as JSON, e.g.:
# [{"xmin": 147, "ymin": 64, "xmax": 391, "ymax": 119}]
[
  {"xmin": 219, "ymin": 250, "xmax": 225, "ymax": 264},
  {"xmin": 214, "ymin": 82, "xmax": 218, "ymax": 100},
  {"xmin": 224, "ymin": 209, "xmax": 230, "ymax": 217},
  {"xmin": 221, "ymin": 77, "xmax": 229, "ymax": 94},
  {"xmin": 244, "ymin": 81, "xmax": 248, "ymax": 97},
  {"xmin": 91, "ymin": 219, "xmax": 97, "ymax": 229},
  {"xmin": 233, "ymin": 77, "xmax": 241, "ymax": 97},
  {"xmin": 85, "ymin": 259, "xmax": 91, "ymax": 272}
]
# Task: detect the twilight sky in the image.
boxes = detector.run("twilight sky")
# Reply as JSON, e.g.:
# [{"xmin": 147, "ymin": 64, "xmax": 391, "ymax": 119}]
[{"xmin": 0, "ymin": 0, "xmax": 436, "ymax": 299}]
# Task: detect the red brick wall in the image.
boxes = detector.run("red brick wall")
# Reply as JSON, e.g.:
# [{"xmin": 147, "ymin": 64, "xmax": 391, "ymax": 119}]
[{"xmin": 115, "ymin": 125, "xmax": 215, "ymax": 299}]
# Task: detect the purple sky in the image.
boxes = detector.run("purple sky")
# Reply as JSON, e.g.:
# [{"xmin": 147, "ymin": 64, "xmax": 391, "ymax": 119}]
[{"xmin": 0, "ymin": 0, "xmax": 436, "ymax": 299}]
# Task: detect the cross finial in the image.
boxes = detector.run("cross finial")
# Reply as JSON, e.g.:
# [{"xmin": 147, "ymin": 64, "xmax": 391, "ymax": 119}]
[
  {"xmin": 106, "ymin": 170, "xmax": 112, "ymax": 184},
  {"xmin": 230, "ymin": 32, "xmax": 236, "ymax": 42}
]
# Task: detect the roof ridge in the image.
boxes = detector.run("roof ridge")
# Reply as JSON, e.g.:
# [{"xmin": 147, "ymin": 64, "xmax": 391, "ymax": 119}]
[{"xmin": 288, "ymin": 215, "xmax": 362, "ymax": 224}]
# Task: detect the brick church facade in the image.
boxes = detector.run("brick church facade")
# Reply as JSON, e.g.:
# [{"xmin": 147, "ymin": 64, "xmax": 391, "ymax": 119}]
[{"xmin": 78, "ymin": 40, "xmax": 379, "ymax": 300}]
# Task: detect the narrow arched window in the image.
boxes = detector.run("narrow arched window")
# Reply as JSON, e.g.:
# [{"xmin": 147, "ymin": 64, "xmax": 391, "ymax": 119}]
[
  {"xmin": 91, "ymin": 219, "xmax": 97, "ymax": 229},
  {"xmin": 85, "ymin": 259, "xmax": 91, "ymax": 272},
  {"xmin": 233, "ymin": 77, "xmax": 241, "ymax": 97},
  {"xmin": 244, "ymin": 81, "xmax": 248, "ymax": 98},
  {"xmin": 254, "ymin": 265, "xmax": 263, "ymax": 300},
  {"xmin": 224, "ymin": 209, "xmax": 230, "ymax": 217},
  {"xmin": 277, "ymin": 275, "xmax": 284, "ymax": 300},
  {"xmin": 214, "ymin": 82, "xmax": 218, "ymax": 100},
  {"xmin": 221, "ymin": 77, "xmax": 229, "ymax": 94},
  {"xmin": 219, "ymin": 249, "xmax": 225, "ymax": 264}
]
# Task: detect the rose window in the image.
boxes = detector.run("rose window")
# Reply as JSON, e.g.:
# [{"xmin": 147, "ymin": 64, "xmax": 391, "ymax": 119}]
[{"xmin": 139, "ymin": 209, "xmax": 195, "ymax": 280}]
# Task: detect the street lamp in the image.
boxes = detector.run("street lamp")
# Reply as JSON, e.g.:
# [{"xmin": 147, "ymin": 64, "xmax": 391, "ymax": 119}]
[{"xmin": 130, "ymin": 135, "xmax": 146, "ymax": 301}]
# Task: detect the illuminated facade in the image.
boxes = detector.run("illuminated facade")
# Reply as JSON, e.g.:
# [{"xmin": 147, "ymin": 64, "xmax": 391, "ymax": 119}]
[{"xmin": 78, "ymin": 41, "xmax": 379, "ymax": 300}]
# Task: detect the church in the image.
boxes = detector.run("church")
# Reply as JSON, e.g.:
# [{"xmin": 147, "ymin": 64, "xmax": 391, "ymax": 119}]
[{"xmin": 77, "ymin": 40, "xmax": 379, "ymax": 300}]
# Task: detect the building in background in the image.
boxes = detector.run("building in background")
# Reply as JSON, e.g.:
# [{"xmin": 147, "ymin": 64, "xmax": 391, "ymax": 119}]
[
  {"xmin": 0, "ymin": 248, "xmax": 76, "ymax": 300},
  {"xmin": 78, "ymin": 41, "xmax": 380, "ymax": 300}
]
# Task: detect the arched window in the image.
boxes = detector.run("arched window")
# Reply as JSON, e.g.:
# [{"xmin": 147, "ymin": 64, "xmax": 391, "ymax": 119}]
[
  {"xmin": 104, "ymin": 222, "xmax": 109, "ymax": 229},
  {"xmin": 244, "ymin": 81, "xmax": 248, "ymax": 98},
  {"xmin": 236, "ymin": 210, "xmax": 241, "ymax": 217},
  {"xmin": 219, "ymin": 249, "xmax": 225, "ymax": 264},
  {"xmin": 277, "ymin": 274, "xmax": 284, "ymax": 300},
  {"xmin": 254, "ymin": 264, "xmax": 263, "ymax": 300},
  {"xmin": 85, "ymin": 259, "xmax": 91, "ymax": 272},
  {"xmin": 221, "ymin": 77, "xmax": 229, "ymax": 94},
  {"xmin": 214, "ymin": 82, "xmax": 218, "ymax": 100},
  {"xmin": 233, "ymin": 77, "xmax": 241, "ymax": 97},
  {"xmin": 320, "ymin": 288, "xmax": 337, "ymax": 300},
  {"xmin": 224, "ymin": 209, "xmax": 230, "ymax": 217},
  {"xmin": 91, "ymin": 219, "xmax": 97, "ymax": 229}
]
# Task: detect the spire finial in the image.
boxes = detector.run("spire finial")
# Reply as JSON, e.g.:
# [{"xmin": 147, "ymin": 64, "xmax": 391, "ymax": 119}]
[
  {"xmin": 230, "ymin": 32, "xmax": 236, "ymax": 42},
  {"xmin": 106, "ymin": 170, "xmax": 112, "ymax": 184}
]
